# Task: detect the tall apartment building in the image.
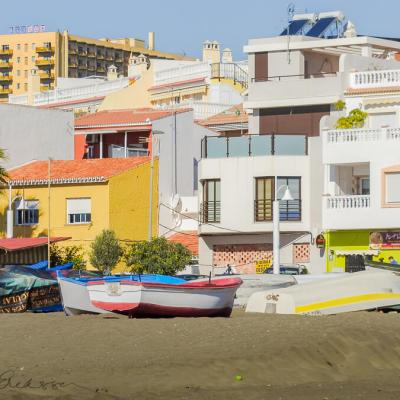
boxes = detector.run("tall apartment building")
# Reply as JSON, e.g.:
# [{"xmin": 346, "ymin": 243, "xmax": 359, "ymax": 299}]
[
  {"xmin": 197, "ymin": 12, "xmax": 400, "ymax": 275},
  {"xmin": 0, "ymin": 30, "xmax": 192, "ymax": 101}
]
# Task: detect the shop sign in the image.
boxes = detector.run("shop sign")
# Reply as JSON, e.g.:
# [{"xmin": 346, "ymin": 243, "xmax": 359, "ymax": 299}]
[
  {"xmin": 315, "ymin": 234, "xmax": 326, "ymax": 248},
  {"xmin": 370, "ymin": 231, "xmax": 400, "ymax": 250},
  {"xmin": 255, "ymin": 259, "xmax": 271, "ymax": 274},
  {"xmin": 9, "ymin": 25, "xmax": 46, "ymax": 34}
]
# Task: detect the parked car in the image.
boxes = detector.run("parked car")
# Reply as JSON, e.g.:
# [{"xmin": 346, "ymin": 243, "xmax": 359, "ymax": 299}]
[{"xmin": 264, "ymin": 265, "xmax": 300, "ymax": 275}]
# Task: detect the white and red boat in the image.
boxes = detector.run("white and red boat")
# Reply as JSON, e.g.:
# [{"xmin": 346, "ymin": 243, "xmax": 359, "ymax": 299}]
[{"xmin": 86, "ymin": 277, "xmax": 242, "ymax": 318}]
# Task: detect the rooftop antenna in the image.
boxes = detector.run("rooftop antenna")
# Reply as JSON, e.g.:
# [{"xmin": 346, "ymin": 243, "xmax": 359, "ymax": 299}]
[{"xmin": 287, "ymin": 3, "xmax": 295, "ymax": 64}]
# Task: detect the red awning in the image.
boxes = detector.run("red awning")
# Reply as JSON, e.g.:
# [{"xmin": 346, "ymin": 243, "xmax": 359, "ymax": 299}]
[{"xmin": 0, "ymin": 237, "xmax": 70, "ymax": 252}]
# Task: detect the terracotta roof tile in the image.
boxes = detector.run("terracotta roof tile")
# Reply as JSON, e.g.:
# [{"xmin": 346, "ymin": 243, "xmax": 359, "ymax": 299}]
[
  {"xmin": 75, "ymin": 108, "xmax": 190, "ymax": 128},
  {"xmin": 198, "ymin": 104, "xmax": 248, "ymax": 126},
  {"xmin": 168, "ymin": 231, "xmax": 198, "ymax": 255},
  {"xmin": 8, "ymin": 158, "xmax": 150, "ymax": 184}
]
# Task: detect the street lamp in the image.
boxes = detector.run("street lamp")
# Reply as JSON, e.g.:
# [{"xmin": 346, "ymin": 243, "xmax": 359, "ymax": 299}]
[{"xmin": 273, "ymin": 183, "xmax": 293, "ymax": 274}]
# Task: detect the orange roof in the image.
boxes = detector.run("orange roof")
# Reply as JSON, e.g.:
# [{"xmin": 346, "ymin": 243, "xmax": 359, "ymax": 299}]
[
  {"xmin": 198, "ymin": 104, "xmax": 248, "ymax": 126},
  {"xmin": 8, "ymin": 158, "xmax": 150, "ymax": 185},
  {"xmin": 75, "ymin": 108, "xmax": 189, "ymax": 128},
  {"xmin": 346, "ymin": 87, "xmax": 400, "ymax": 95},
  {"xmin": 168, "ymin": 231, "xmax": 198, "ymax": 255}
]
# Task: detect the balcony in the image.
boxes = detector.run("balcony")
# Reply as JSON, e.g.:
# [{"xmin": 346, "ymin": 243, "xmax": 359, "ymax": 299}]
[
  {"xmin": 201, "ymin": 134, "xmax": 308, "ymax": 159},
  {"xmin": 87, "ymin": 52, "xmax": 96, "ymax": 58},
  {"xmin": 323, "ymin": 127, "xmax": 400, "ymax": 164},
  {"xmin": 87, "ymin": 65, "xmax": 95, "ymax": 71},
  {"xmin": 0, "ymin": 88, "xmax": 12, "ymax": 95},
  {"xmin": 39, "ymin": 71, "xmax": 55, "ymax": 79},
  {"xmin": 326, "ymin": 195, "xmax": 370, "ymax": 209},
  {"xmin": 0, "ymin": 75, "xmax": 12, "ymax": 82},
  {"xmin": 69, "ymin": 48, "xmax": 78, "ymax": 55},
  {"xmin": 35, "ymin": 58, "xmax": 55, "ymax": 66},
  {"xmin": 97, "ymin": 54, "xmax": 105, "ymax": 60},
  {"xmin": 0, "ymin": 61, "xmax": 12, "ymax": 69},
  {"xmin": 36, "ymin": 46, "xmax": 55, "ymax": 53},
  {"xmin": 0, "ymin": 48, "xmax": 13, "ymax": 55},
  {"xmin": 254, "ymin": 199, "xmax": 302, "ymax": 222},
  {"xmin": 200, "ymin": 201, "xmax": 220, "ymax": 223},
  {"xmin": 349, "ymin": 69, "xmax": 400, "ymax": 89},
  {"xmin": 246, "ymin": 72, "xmax": 345, "ymax": 108},
  {"xmin": 97, "ymin": 67, "xmax": 105, "ymax": 73},
  {"xmin": 78, "ymin": 64, "xmax": 87, "ymax": 70},
  {"xmin": 69, "ymin": 62, "xmax": 78, "ymax": 68}
]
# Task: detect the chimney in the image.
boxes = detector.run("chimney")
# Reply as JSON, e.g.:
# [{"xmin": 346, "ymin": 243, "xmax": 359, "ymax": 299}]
[
  {"xmin": 148, "ymin": 32, "xmax": 155, "ymax": 51},
  {"xmin": 27, "ymin": 67, "xmax": 41, "ymax": 105},
  {"xmin": 107, "ymin": 65, "xmax": 118, "ymax": 81}
]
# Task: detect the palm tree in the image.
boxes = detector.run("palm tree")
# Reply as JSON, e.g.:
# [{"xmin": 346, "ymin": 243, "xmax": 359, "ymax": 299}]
[{"xmin": 0, "ymin": 148, "xmax": 8, "ymax": 186}]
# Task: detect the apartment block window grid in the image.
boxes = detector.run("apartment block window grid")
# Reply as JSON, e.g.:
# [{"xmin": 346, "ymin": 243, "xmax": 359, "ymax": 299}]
[
  {"xmin": 201, "ymin": 179, "xmax": 220, "ymax": 223},
  {"xmin": 67, "ymin": 198, "xmax": 92, "ymax": 224}
]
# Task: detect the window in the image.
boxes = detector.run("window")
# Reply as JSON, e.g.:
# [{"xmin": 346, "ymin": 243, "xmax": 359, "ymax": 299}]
[
  {"xmin": 277, "ymin": 177, "xmax": 301, "ymax": 221},
  {"xmin": 255, "ymin": 177, "xmax": 274, "ymax": 221},
  {"xmin": 16, "ymin": 70, "xmax": 21, "ymax": 76},
  {"xmin": 31, "ymin": 43, "xmax": 36, "ymax": 50},
  {"xmin": 17, "ymin": 57, "xmax": 20, "ymax": 64},
  {"xmin": 24, "ymin": 70, "xmax": 28, "ymax": 78},
  {"xmin": 67, "ymin": 198, "xmax": 92, "ymax": 224},
  {"xmin": 201, "ymin": 179, "xmax": 220, "ymax": 223},
  {"xmin": 17, "ymin": 44, "xmax": 21, "ymax": 50},
  {"xmin": 16, "ymin": 83, "xmax": 20, "ymax": 89},
  {"xmin": 24, "ymin": 57, "xmax": 28, "ymax": 65},
  {"xmin": 31, "ymin": 56, "xmax": 35, "ymax": 62},
  {"xmin": 24, "ymin": 43, "xmax": 28, "ymax": 52},
  {"xmin": 87, "ymin": 145, "xmax": 94, "ymax": 159},
  {"xmin": 386, "ymin": 173, "xmax": 400, "ymax": 204},
  {"xmin": 24, "ymin": 83, "xmax": 28, "ymax": 91},
  {"xmin": 359, "ymin": 177, "xmax": 370, "ymax": 195},
  {"xmin": 15, "ymin": 200, "xmax": 39, "ymax": 225}
]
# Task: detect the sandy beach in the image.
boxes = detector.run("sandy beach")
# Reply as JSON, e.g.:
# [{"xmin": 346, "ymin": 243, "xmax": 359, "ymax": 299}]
[{"xmin": 1, "ymin": 310, "xmax": 400, "ymax": 399}]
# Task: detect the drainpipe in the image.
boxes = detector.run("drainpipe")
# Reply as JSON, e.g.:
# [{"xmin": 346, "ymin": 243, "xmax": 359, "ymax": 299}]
[{"xmin": 6, "ymin": 183, "xmax": 13, "ymax": 238}]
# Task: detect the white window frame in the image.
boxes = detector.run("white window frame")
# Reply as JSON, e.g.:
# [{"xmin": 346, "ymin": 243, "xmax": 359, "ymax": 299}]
[
  {"xmin": 66, "ymin": 198, "xmax": 92, "ymax": 225},
  {"xmin": 386, "ymin": 173, "xmax": 400, "ymax": 205},
  {"xmin": 15, "ymin": 200, "xmax": 39, "ymax": 226}
]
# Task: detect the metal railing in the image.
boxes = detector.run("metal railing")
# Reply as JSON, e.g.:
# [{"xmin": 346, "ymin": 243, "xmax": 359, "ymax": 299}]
[
  {"xmin": 254, "ymin": 199, "xmax": 273, "ymax": 222},
  {"xmin": 327, "ymin": 195, "xmax": 370, "ymax": 209},
  {"xmin": 200, "ymin": 201, "xmax": 221, "ymax": 223},
  {"xmin": 210, "ymin": 63, "xmax": 248, "ymax": 89},
  {"xmin": 279, "ymin": 200, "xmax": 302, "ymax": 221},
  {"xmin": 201, "ymin": 135, "xmax": 308, "ymax": 158},
  {"xmin": 252, "ymin": 72, "xmax": 337, "ymax": 82}
]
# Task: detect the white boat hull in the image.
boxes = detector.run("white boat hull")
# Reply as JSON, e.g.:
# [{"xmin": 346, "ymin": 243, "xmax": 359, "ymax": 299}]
[
  {"xmin": 58, "ymin": 277, "xmax": 108, "ymax": 316},
  {"xmin": 87, "ymin": 277, "xmax": 242, "ymax": 317}
]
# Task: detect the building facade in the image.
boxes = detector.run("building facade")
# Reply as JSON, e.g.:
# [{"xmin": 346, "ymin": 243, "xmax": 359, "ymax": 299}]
[
  {"xmin": 198, "ymin": 15, "xmax": 400, "ymax": 275},
  {"xmin": 0, "ymin": 158, "xmax": 158, "ymax": 268},
  {"xmin": 322, "ymin": 69, "xmax": 400, "ymax": 272},
  {"xmin": 0, "ymin": 30, "xmax": 192, "ymax": 101}
]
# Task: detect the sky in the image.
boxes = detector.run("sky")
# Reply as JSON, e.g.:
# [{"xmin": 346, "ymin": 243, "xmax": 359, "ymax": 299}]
[{"xmin": 1, "ymin": 0, "xmax": 400, "ymax": 60}]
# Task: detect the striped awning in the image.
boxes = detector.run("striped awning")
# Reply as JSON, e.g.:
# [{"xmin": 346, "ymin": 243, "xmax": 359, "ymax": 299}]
[
  {"xmin": 363, "ymin": 97, "xmax": 400, "ymax": 107},
  {"xmin": 335, "ymin": 249, "xmax": 380, "ymax": 256}
]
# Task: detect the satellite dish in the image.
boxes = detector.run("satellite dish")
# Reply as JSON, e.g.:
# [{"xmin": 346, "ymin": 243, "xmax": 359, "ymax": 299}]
[{"xmin": 170, "ymin": 194, "xmax": 182, "ymax": 212}]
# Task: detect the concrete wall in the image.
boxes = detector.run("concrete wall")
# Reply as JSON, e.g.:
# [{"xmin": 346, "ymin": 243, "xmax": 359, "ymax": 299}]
[
  {"xmin": 0, "ymin": 104, "xmax": 74, "ymax": 169},
  {"xmin": 268, "ymin": 50, "xmax": 304, "ymax": 78},
  {"xmin": 339, "ymin": 53, "xmax": 400, "ymax": 73},
  {"xmin": 153, "ymin": 111, "xmax": 214, "ymax": 235}
]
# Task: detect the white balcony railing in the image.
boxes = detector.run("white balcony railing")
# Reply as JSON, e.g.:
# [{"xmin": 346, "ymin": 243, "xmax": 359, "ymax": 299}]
[
  {"xmin": 9, "ymin": 77, "xmax": 130, "ymax": 106},
  {"xmin": 154, "ymin": 62, "xmax": 210, "ymax": 86},
  {"xmin": 350, "ymin": 69, "xmax": 400, "ymax": 89},
  {"xmin": 327, "ymin": 195, "xmax": 370, "ymax": 209},
  {"xmin": 326, "ymin": 127, "xmax": 400, "ymax": 144}
]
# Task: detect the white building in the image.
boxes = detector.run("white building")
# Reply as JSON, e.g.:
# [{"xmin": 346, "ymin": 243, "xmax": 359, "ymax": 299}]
[
  {"xmin": 197, "ymin": 12, "xmax": 400, "ymax": 275},
  {"xmin": 322, "ymin": 69, "xmax": 400, "ymax": 272}
]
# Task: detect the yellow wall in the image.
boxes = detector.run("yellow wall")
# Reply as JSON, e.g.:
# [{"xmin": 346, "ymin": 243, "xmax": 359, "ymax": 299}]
[
  {"xmin": 99, "ymin": 65, "xmax": 154, "ymax": 111},
  {"xmin": 108, "ymin": 159, "xmax": 158, "ymax": 241},
  {"xmin": 0, "ymin": 182, "xmax": 109, "ymax": 259}
]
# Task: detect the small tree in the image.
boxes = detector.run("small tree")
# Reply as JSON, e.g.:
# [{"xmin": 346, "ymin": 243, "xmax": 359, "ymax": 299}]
[
  {"xmin": 89, "ymin": 229, "xmax": 123, "ymax": 275},
  {"xmin": 124, "ymin": 237, "xmax": 192, "ymax": 275},
  {"xmin": 50, "ymin": 244, "xmax": 86, "ymax": 270},
  {"xmin": 336, "ymin": 108, "xmax": 368, "ymax": 129}
]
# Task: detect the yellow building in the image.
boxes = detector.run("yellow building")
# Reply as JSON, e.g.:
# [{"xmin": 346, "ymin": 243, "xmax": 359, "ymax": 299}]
[
  {"xmin": 0, "ymin": 29, "xmax": 192, "ymax": 101},
  {"xmin": 0, "ymin": 158, "xmax": 158, "ymax": 267}
]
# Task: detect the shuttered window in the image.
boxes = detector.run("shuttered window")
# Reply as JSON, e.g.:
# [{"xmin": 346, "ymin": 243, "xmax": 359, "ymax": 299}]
[{"xmin": 67, "ymin": 198, "xmax": 91, "ymax": 224}]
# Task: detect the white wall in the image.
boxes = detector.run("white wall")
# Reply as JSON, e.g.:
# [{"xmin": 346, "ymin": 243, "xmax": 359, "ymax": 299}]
[{"xmin": 0, "ymin": 104, "xmax": 74, "ymax": 169}]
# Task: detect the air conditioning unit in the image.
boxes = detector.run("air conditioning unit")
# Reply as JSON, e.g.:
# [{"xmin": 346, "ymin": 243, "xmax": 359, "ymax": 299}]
[{"xmin": 86, "ymin": 134, "xmax": 99, "ymax": 144}]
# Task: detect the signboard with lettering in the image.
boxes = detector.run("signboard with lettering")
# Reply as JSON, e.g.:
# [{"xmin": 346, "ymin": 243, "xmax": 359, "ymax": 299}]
[
  {"xmin": 255, "ymin": 259, "xmax": 271, "ymax": 274},
  {"xmin": 9, "ymin": 25, "xmax": 46, "ymax": 34},
  {"xmin": 370, "ymin": 231, "xmax": 400, "ymax": 250},
  {"xmin": 315, "ymin": 234, "xmax": 326, "ymax": 249}
]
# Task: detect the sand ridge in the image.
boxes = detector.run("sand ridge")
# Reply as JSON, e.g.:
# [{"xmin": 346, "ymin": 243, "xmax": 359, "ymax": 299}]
[{"xmin": 0, "ymin": 310, "xmax": 400, "ymax": 399}]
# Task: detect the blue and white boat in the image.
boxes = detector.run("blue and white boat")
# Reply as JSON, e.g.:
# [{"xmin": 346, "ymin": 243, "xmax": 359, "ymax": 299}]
[{"xmin": 58, "ymin": 274, "xmax": 187, "ymax": 316}]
